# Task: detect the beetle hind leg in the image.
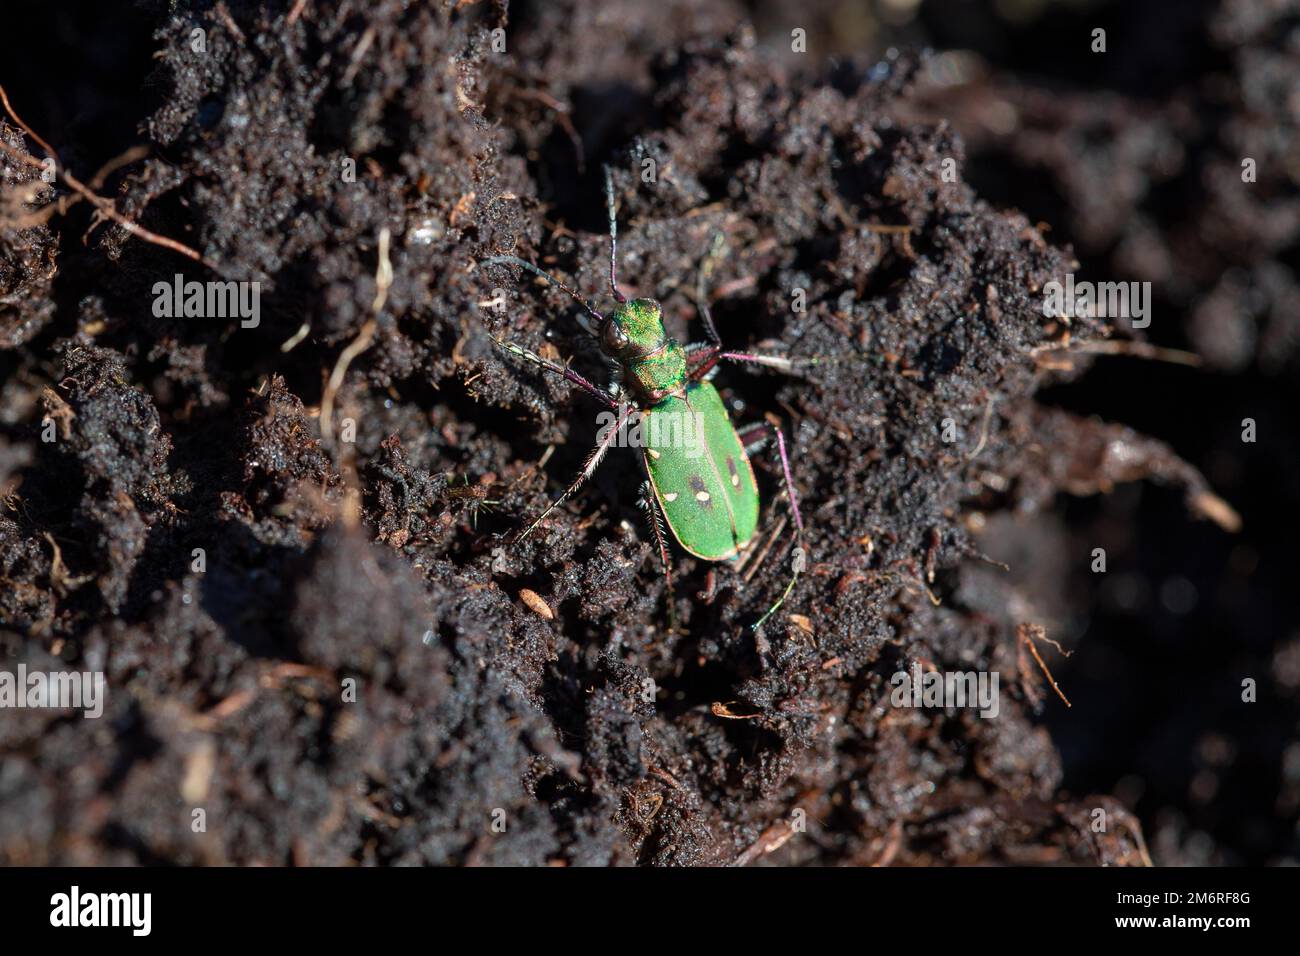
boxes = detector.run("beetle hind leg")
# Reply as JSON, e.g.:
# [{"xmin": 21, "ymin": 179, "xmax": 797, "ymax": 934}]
[{"xmin": 736, "ymin": 421, "xmax": 807, "ymax": 634}]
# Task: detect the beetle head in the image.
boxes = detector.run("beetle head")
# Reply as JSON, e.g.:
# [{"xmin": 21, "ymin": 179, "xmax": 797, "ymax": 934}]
[{"xmin": 600, "ymin": 298, "xmax": 666, "ymax": 359}]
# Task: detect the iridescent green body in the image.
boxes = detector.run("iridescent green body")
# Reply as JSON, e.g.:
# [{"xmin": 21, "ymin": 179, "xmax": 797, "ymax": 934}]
[{"xmin": 607, "ymin": 298, "xmax": 760, "ymax": 561}]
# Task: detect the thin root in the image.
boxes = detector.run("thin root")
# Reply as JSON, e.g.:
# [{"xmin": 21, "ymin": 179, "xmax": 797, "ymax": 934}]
[
  {"xmin": 320, "ymin": 227, "xmax": 391, "ymax": 442},
  {"xmin": 1017, "ymin": 622, "xmax": 1072, "ymax": 708}
]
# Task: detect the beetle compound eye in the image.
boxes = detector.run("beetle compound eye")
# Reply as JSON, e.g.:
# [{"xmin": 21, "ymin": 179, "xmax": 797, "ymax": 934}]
[{"xmin": 603, "ymin": 322, "xmax": 630, "ymax": 352}]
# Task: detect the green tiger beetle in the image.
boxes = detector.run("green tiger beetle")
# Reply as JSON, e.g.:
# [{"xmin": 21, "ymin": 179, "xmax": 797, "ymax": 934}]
[{"xmin": 482, "ymin": 168, "xmax": 810, "ymax": 633}]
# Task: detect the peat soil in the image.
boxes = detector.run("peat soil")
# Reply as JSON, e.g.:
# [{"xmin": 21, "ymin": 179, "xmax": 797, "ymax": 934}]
[{"xmin": 0, "ymin": 0, "xmax": 1293, "ymax": 865}]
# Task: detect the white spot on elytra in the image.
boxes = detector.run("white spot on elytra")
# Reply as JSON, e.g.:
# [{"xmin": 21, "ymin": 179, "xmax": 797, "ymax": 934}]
[
  {"xmin": 696, "ymin": 491, "xmax": 710, "ymax": 502},
  {"xmin": 663, "ymin": 492, "xmax": 678, "ymax": 502}
]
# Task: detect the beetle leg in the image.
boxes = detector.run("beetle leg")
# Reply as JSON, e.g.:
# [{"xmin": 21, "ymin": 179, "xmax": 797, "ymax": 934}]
[
  {"xmin": 694, "ymin": 232, "xmax": 727, "ymax": 346},
  {"xmin": 736, "ymin": 422, "xmax": 768, "ymax": 452},
  {"xmin": 637, "ymin": 470, "xmax": 679, "ymax": 636},
  {"xmin": 720, "ymin": 350, "xmax": 816, "ymax": 373},
  {"xmin": 517, "ymin": 401, "xmax": 638, "ymax": 543},
  {"xmin": 736, "ymin": 423, "xmax": 804, "ymax": 533},
  {"xmin": 686, "ymin": 343, "xmax": 721, "ymax": 381},
  {"xmin": 490, "ymin": 336, "xmax": 619, "ymax": 409},
  {"xmin": 737, "ymin": 421, "xmax": 807, "ymax": 633}
]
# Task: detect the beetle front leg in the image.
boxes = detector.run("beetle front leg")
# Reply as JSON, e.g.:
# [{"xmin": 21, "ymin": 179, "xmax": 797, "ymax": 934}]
[
  {"xmin": 516, "ymin": 401, "xmax": 637, "ymax": 543},
  {"xmin": 490, "ymin": 336, "xmax": 618, "ymax": 408}
]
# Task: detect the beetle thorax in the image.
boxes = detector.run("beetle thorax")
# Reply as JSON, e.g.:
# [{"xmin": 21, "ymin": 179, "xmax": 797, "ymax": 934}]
[{"xmin": 601, "ymin": 298, "xmax": 688, "ymax": 403}]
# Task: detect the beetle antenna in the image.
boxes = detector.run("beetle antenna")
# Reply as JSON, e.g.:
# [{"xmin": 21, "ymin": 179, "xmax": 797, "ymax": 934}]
[
  {"xmin": 603, "ymin": 165, "xmax": 627, "ymax": 304},
  {"xmin": 482, "ymin": 255, "xmax": 605, "ymax": 325}
]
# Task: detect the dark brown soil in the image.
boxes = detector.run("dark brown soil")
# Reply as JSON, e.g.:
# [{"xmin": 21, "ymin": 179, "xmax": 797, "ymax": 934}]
[{"xmin": 0, "ymin": 0, "xmax": 1293, "ymax": 866}]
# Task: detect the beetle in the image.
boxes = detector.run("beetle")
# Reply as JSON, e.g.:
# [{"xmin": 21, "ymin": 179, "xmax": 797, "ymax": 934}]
[{"xmin": 482, "ymin": 167, "xmax": 808, "ymax": 632}]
